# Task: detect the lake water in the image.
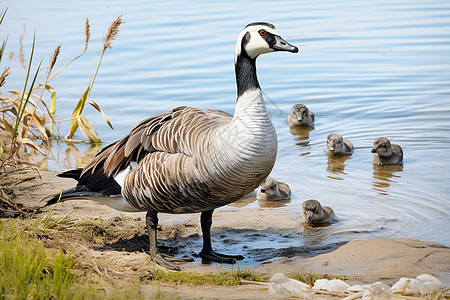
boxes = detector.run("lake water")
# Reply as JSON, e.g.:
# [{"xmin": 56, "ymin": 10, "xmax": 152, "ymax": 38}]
[{"xmin": 2, "ymin": 0, "xmax": 450, "ymax": 255}]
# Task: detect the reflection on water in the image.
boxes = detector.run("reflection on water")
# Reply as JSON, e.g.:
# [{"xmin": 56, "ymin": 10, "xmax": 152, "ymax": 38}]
[
  {"xmin": 372, "ymin": 164, "xmax": 404, "ymax": 195},
  {"xmin": 290, "ymin": 126, "xmax": 314, "ymax": 149},
  {"xmin": 229, "ymin": 195, "xmax": 291, "ymax": 208},
  {"xmin": 64, "ymin": 144, "xmax": 99, "ymax": 169},
  {"xmin": 300, "ymin": 221, "xmax": 335, "ymax": 246},
  {"xmin": 326, "ymin": 154, "xmax": 351, "ymax": 179}
]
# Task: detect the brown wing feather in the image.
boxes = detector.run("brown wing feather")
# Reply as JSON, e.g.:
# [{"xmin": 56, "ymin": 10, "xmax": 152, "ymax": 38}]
[{"xmin": 81, "ymin": 106, "xmax": 232, "ymax": 179}]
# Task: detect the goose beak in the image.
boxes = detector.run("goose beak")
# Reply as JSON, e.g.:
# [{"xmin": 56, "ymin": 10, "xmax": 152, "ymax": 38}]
[{"xmin": 272, "ymin": 35, "xmax": 299, "ymax": 53}]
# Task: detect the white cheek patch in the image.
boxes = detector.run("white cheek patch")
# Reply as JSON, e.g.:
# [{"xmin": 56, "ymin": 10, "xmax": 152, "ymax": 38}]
[{"xmin": 245, "ymin": 31, "xmax": 274, "ymax": 59}]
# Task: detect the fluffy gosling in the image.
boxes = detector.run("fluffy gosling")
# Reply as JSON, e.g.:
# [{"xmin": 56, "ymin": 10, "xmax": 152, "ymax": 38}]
[
  {"xmin": 302, "ymin": 199, "xmax": 335, "ymax": 224},
  {"xmin": 371, "ymin": 137, "xmax": 403, "ymax": 165},
  {"xmin": 326, "ymin": 133, "xmax": 354, "ymax": 155},
  {"xmin": 257, "ymin": 177, "xmax": 291, "ymax": 201},
  {"xmin": 288, "ymin": 104, "xmax": 315, "ymax": 127}
]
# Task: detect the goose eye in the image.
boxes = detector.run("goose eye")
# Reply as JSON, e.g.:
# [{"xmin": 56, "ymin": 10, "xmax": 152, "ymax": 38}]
[{"xmin": 259, "ymin": 29, "xmax": 266, "ymax": 36}]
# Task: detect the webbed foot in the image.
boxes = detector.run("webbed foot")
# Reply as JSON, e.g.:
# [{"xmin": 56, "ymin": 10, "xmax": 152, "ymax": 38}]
[
  {"xmin": 199, "ymin": 250, "xmax": 244, "ymax": 264},
  {"xmin": 151, "ymin": 249, "xmax": 194, "ymax": 271}
]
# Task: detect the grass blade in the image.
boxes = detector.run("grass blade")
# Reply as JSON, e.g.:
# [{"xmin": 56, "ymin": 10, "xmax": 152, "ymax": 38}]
[
  {"xmin": 67, "ymin": 86, "xmax": 90, "ymax": 140},
  {"xmin": 13, "ymin": 32, "xmax": 39, "ymax": 140},
  {"xmin": 45, "ymin": 85, "xmax": 57, "ymax": 135},
  {"xmin": 13, "ymin": 59, "xmax": 42, "ymax": 141},
  {"xmin": 88, "ymin": 100, "xmax": 113, "ymax": 130},
  {"xmin": 0, "ymin": 8, "xmax": 7, "ymax": 25},
  {"xmin": 78, "ymin": 114, "xmax": 100, "ymax": 143},
  {"xmin": 21, "ymin": 138, "xmax": 45, "ymax": 155}
]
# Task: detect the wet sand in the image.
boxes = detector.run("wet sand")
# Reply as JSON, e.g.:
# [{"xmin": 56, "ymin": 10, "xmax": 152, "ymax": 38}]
[{"xmin": 2, "ymin": 167, "xmax": 449, "ymax": 298}]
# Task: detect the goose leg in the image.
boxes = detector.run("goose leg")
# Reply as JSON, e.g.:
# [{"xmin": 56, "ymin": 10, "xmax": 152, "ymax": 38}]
[
  {"xmin": 146, "ymin": 211, "xmax": 193, "ymax": 271},
  {"xmin": 198, "ymin": 209, "xmax": 244, "ymax": 264}
]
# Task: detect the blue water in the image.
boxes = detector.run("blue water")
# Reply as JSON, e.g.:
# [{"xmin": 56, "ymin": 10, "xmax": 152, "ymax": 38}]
[{"xmin": 2, "ymin": 0, "xmax": 450, "ymax": 251}]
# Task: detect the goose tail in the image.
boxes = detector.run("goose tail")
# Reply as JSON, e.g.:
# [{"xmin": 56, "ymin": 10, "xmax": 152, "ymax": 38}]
[
  {"xmin": 45, "ymin": 185, "xmax": 105, "ymax": 207},
  {"xmin": 45, "ymin": 168, "xmax": 103, "ymax": 207},
  {"xmin": 57, "ymin": 168, "xmax": 83, "ymax": 180}
]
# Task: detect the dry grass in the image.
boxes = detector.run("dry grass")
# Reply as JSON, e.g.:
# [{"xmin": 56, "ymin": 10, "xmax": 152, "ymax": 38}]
[{"xmin": 0, "ymin": 12, "xmax": 120, "ymax": 166}]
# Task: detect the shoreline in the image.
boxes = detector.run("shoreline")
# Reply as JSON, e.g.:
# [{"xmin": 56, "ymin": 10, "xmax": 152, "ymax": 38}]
[{"xmin": 1, "ymin": 167, "xmax": 449, "ymax": 298}]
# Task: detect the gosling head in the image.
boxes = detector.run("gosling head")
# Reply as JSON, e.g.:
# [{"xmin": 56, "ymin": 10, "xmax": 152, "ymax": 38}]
[
  {"xmin": 326, "ymin": 133, "xmax": 352, "ymax": 155},
  {"xmin": 302, "ymin": 199, "xmax": 323, "ymax": 222},
  {"xmin": 288, "ymin": 104, "xmax": 314, "ymax": 126},
  {"xmin": 257, "ymin": 177, "xmax": 290, "ymax": 201},
  {"xmin": 257, "ymin": 177, "xmax": 279, "ymax": 200},
  {"xmin": 235, "ymin": 22, "xmax": 298, "ymax": 61},
  {"xmin": 371, "ymin": 137, "xmax": 392, "ymax": 157}
]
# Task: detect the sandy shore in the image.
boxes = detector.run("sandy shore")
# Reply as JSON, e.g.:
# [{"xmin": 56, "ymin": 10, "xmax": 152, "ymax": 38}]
[{"xmin": 2, "ymin": 167, "xmax": 449, "ymax": 299}]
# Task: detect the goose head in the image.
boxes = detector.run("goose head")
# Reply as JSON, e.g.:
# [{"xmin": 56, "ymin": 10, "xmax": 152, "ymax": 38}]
[{"xmin": 235, "ymin": 22, "xmax": 298, "ymax": 61}]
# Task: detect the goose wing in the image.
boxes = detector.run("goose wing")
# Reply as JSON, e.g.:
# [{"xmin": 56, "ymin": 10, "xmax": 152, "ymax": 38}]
[{"xmin": 77, "ymin": 106, "xmax": 232, "ymax": 199}]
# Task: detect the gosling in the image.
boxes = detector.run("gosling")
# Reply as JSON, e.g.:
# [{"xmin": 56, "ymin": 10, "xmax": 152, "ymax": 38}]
[
  {"xmin": 326, "ymin": 133, "xmax": 354, "ymax": 155},
  {"xmin": 301, "ymin": 199, "xmax": 335, "ymax": 224},
  {"xmin": 371, "ymin": 137, "xmax": 403, "ymax": 165},
  {"xmin": 288, "ymin": 104, "xmax": 315, "ymax": 127},
  {"xmin": 257, "ymin": 177, "xmax": 291, "ymax": 201}
]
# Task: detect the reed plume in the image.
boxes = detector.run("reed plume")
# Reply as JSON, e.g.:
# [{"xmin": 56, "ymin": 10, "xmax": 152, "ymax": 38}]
[
  {"xmin": 84, "ymin": 18, "xmax": 90, "ymax": 52},
  {"xmin": 47, "ymin": 44, "xmax": 61, "ymax": 77},
  {"xmin": 48, "ymin": 18, "xmax": 90, "ymax": 82},
  {"xmin": 103, "ymin": 15, "xmax": 123, "ymax": 51},
  {"xmin": 0, "ymin": 66, "xmax": 9, "ymax": 88}
]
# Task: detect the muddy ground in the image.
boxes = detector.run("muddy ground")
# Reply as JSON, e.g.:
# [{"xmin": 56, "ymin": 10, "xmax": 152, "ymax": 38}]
[{"xmin": 1, "ymin": 167, "xmax": 449, "ymax": 299}]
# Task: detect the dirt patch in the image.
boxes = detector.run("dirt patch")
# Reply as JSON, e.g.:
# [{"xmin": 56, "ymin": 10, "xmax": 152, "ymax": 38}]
[{"xmin": 1, "ymin": 167, "xmax": 450, "ymax": 298}]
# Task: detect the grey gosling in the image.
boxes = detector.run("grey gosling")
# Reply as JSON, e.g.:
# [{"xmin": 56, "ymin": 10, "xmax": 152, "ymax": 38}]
[
  {"xmin": 326, "ymin": 133, "xmax": 354, "ymax": 155},
  {"xmin": 288, "ymin": 104, "xmax": 315, "ymax": 127},
  {"xmin": 302, "ymin": 199, "xmax": 335, "ymax": 224},
  {"xmin": 45, "ymin": 22, "xmax": 298, "ymax": 270},
  {"xmin": 257, "ymin": 177, "xmax": 291, "ymax": 201},
  {"xmin": 371, "ymin": 137, "xmax": 403, "ymax": 165}
]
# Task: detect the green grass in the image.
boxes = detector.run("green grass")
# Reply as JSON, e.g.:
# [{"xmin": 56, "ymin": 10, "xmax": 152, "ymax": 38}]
[
  {"xmin": 0, "ymin": 220, "xmax": 94, "ymax": 299},
  {"xmin": 152, "ymin": 266, "xmax": 264, "ymax": 286},
  {"xmin": 0, "ymin": 219, "xmax": 147, "ymax": 300}
]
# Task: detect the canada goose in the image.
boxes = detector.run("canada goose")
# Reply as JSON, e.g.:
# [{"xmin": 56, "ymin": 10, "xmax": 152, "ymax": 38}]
[
  {"xmin": 371, "ymin": 137, "xmax": 403, "ymax": 165},
  {"xmin": 256, "ymin": 177, "xmax": 291, "ymax": 201},
  {"xmin": 301, "ymin": 199, "xmax": 335, "ymax": 224},
  {"xmin": 326, "ymin": 133, "xmax": 354, "ymax": 155},
  {"xmin": 45, "ymin": 22, "xmax": 298, "ymax": 270},
  {"xmin": 288, "ymin": 104, "xmax": 315, "ymax": 127}
]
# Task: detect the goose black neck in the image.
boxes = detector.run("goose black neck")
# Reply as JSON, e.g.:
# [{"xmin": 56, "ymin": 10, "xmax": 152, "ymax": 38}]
[{"xmin": 235, "ymin": 53, "xmax": 260, "ymax": 99}]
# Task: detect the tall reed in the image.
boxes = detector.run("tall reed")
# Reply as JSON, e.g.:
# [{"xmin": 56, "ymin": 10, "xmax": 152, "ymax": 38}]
[
  {"xmin": 66, "ymin": 15, "xmax": 122, "ymax": 142},
  {"xmin": 0, "ymin": 13, "xmax": 120, "ymax": 165}
]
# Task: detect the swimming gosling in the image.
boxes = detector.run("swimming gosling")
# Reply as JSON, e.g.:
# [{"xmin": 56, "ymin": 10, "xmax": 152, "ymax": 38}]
[
  {"xmin": 288, "ymin": 104, "xmax": 315, "ymax": 127},
  {"xmin": 257, "ymin": 177, "xmax": 291, "ymax": 201},
  {"xmin": 371, "ymin": 137, "xmax": 403, "ymax": 165},
  {"xmin": 326, "ymin": 133, "xmax": 354, "ymax": 155},
  {"xmin": 301, "ymin": 199, "xmax": 335, "ymax": 224}
]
